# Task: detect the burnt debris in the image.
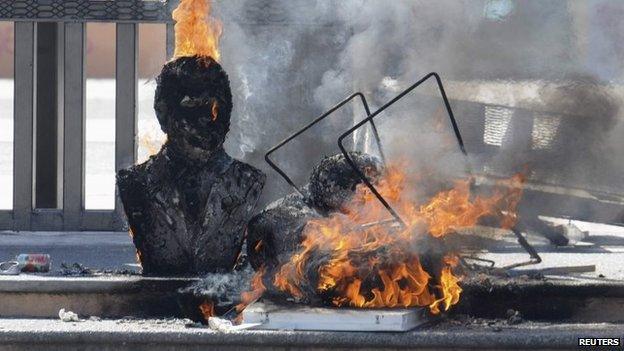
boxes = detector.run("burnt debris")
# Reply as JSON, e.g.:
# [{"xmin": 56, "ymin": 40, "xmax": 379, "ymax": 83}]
[
  {"xmin": 117, "ymin": 56, "xmax": 266, "ymax": 276},
  {"xmin": 247, "ymin": 152, "xmax": 383, "ymax": 274},
  {"xmin": 246, "ymin": 188, "xmax": 320, "ymax": 271},
  {"xmin": 309, "ymin": 152, "xmax": 384, "ymax": 213}
]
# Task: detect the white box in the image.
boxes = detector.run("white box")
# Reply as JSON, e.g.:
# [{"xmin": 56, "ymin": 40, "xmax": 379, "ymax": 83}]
[{"xmin": 243, "ymin": 301, "xmax": 429, "ymax": 332}]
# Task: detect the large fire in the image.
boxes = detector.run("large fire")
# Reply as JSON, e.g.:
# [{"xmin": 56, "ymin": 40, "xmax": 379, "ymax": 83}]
[
  {"xmin": 170, "ymin": 0, "xmax": 526, "ymax": 318},
  {"xmin": 272, "ymin": 164, "xmax": 524, "ymax": 314},
  {"xmin": 172, "ymin": 0, "xmax": 222, "ymax": 60}
]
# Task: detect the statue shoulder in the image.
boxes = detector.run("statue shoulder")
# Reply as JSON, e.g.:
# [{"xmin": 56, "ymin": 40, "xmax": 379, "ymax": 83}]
[
  {"xmin": 117, "ymin": 163, "xmax": 147, "ymax": 192},
  {"xmin": 229, "ymin": 158, "xmax": 267, "ymax": 188},
  {"xmin": 116, "ymin": 153, "xmax": 166, "ymax": 199}
]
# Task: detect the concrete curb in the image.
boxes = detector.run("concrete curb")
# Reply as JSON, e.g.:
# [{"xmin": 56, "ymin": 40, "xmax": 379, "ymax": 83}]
[
  {"xmin": 3, "ymin": 275, "xmax": 624, "ymax": 322},
  {"xmin": 457, "ymin": 277, "xmax": 624, "ymax": 322},
  {"xmin": 0, "ymin": 319, "xmax": 622, "ymax": 350},
  {"xmin": 0, "ymin": 275, "xmax": 198, "ymax": 293},
  {"xmin": 0, "ymin": 276, "xmax": 199, "ymax": 319}
]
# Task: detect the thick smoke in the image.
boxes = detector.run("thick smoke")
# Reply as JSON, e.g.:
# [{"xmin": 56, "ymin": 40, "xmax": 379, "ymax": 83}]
[{"xmin": 212, "ymin": 0, "xmax": 624, "ymax": 221}]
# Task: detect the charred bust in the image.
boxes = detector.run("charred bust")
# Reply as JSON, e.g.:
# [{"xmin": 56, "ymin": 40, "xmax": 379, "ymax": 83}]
[
  {"xmin": 154, "ymin": 56, "xmax": 231, "ymax": 157},
  {"xmin": 247, "ymin": 152, "xmax": 383, "ymax": 272},
  {"xmin": 117, "ymin": 56, "xmax": 266, "ymax": 276}
]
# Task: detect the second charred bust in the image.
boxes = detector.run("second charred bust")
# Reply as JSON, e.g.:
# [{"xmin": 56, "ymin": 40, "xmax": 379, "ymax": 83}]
[{"xmin": 117, "ymin": 56, "xmax": 266, "ymax": 276}]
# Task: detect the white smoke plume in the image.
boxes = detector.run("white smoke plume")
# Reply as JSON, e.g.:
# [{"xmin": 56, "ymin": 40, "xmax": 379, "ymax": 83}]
[{"xmin": 210, "ymin": 0, "xmax": 623, "ymax": 220}]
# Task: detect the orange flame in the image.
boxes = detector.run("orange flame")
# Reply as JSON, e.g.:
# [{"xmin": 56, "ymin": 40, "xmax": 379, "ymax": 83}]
[
  {"xmin": 273, "ymin": 163, "xmax": 525, "ymax": 314},
  {"xmin": 199, "ymin": 300, "xmax": 215, "ymax": 322},
  {"xmin": 254, "ymin": 240, "xmax": 264, "ymax": 252},
  {"xmin": 172, "ymin": 0, "xmax": 222, "ymax": 60},
  {"xmin": 128, "ymin": 228, "xmax": 144, "ymax": 267},
  {"xmin": 429, "ymin": 255, "xmax": 462, "ymax": 314},
  {"xmin": 236, "ymin": 267, "xmax": 267, "ymax": 314},
  {"xmin": 211, "ymin": 100, "xmax": 219, "ymax": 121}
]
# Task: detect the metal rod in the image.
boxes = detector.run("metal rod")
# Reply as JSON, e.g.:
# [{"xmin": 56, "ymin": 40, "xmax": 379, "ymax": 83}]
[
  {"xmin": 265, "ymin": 92, "xmax": 384, "ymax": 196},
  {"xmin": 500, "ymin": 228, "xmax": 542, "ymax": 270},
  {"xmin": 460, "ymin": 255, "xmax": 496, "ymax": 269},
  {"xmin": 337, "ymin": 72, "xmax": 468, "ymax": 227}
]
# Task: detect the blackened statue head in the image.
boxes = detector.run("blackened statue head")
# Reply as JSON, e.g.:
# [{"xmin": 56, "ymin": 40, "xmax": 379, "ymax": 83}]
[{"xmin": 154, "ymin": 56, "xmax": 233, "ymax": 156}]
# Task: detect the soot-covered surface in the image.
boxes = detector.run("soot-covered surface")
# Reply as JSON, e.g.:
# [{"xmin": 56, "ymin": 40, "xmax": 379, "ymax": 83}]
[
  {"xmin": 117, "ymin": 56, "xmax": 266, "ymax": 276},
  {"xmin": 246, "ymin": 152, "xmax": 383, "ymax": 274}
]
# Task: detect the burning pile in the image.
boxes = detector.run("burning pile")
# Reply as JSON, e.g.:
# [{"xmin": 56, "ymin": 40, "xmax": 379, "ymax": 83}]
[{"xmin": 244, "ymin": 153, "xmax": 525, "ymax": 316}]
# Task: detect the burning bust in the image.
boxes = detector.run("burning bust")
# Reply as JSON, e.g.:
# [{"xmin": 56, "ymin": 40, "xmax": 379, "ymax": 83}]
[{"xmin": 117, "ymin": 56, "xmax": 266, "ymax": 276}]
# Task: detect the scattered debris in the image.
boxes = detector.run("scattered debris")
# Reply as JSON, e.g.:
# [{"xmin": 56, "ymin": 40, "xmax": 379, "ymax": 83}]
[
  {"xmin": 208, "ymin": 316, "xmax": 259, "ymax": 332},
  {"xmin": 88, "ymin": 316, "xmax": 101, "ymax": 322},
  {"xmin": 523, "ymin": 220, "xmax": 590, "ymax": 247},
  {"xmin": 59, "ymin": 309, "xmax": 80, "ymax": 323},
  {"xmin": 115, "ymin": 318, "xmax": 197, "ymax": 328},
  {"xmin": 60, "ymin": 263, "xmax": 93, "ymax": 276},
  {"xmin": 208, "ymin": 317, "xmax": 233, "ymax": 332},
  {"xmin": 0, "ymin": 261, "xmax": 20, "ymax": 275},
  {"xmin": 517, "ymin": 218, "xmax": 570, "ymax": 246},
  {"xmin": 556, "ymin": 222, "xmax": 589, "ymax": 244},
  {"xmin": 116, "ymin": 316, "xmax": 138, "ymax": 323},
  {"xmin": 435, "ymin": 314, "xmax": 510, "ymax": 332},
  {"xmin": 58, "ymin": 262, "xmax": 141, "ymax": 277},
  {"xmin": 506, "ymin": 309, "xmax": 523, "ymax": 325}
]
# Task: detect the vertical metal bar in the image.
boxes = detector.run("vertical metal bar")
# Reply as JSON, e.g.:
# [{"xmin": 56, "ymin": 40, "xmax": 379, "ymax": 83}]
[
  {"xmin": 166, "ymin": 22, "xmax": 175, "ymax": 60},
  {"xmin": 115, "ymin": 23, "xmax": 138, "ymax": 217},
  {"xmin": 35, "ymin": 22, "xmax": 61, "ymax": 209},
  {"xmin": 166, "ymin": 0, "xmax": 179, "ymax": 59},
  {"xmin": 13, "ymin": 22, "xmax": 36, "ymax": 231},
  {"xmin": 56, "ymin": 24, "xmax": 65, "ymax": 205},
  {"xmin": 63, "ymin": 23, "xmax": 86, "ymax": 231}
]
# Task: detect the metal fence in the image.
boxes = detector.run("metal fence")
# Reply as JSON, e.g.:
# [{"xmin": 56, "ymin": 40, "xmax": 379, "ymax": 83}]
[
  {"xmin": 0, "ymin": 0, "xmax": 178, "ymax": 231},
  {"xmin": 1, "ymin": 1, "xmax": 622, "ymax": 232}
]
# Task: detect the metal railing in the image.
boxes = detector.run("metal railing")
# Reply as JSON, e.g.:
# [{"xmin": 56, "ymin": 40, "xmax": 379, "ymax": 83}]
[
  {"xmin": 0, "ymin": 0, "xmax": 178, "ymax": 231},
  {"xmin": 1, "ymin": 1, "xmax": 621, "ymax": 231}
]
